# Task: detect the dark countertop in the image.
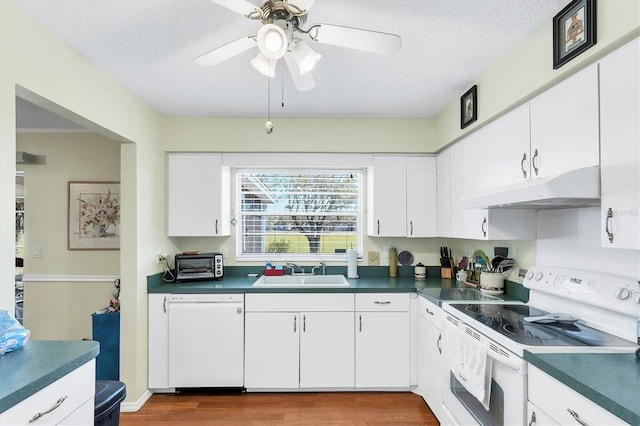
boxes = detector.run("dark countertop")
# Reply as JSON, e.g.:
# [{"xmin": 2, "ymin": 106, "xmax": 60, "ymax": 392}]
[
  {"xmin": 524, "ymin": 351, "xmax": 640, "ymax": 425},
  {"xmin": 0, "ymin": 340, "xmax": 100, "ymax": 413}
]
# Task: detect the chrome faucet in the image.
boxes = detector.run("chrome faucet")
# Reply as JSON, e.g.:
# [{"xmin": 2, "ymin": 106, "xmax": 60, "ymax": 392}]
[
  {"xmin": 286, "ymin": 262, "xmax": 305, "ymax": 275},
  {"xmin": 311, "ymin": 261, "xmax": 326, "ymax": 276}
]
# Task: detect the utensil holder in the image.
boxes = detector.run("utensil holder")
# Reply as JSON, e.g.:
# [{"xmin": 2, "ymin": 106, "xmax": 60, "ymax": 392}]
[{"xmin": 441, "ymin": 267, "xmax": 452, "ymax": 279}]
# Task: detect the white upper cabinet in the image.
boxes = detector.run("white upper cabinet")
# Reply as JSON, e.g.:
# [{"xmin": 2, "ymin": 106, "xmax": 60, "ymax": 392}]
[
  {"xmin": 368, "ymin": 155, "xmax": 437, "ymax": 237},
  {"xmin": 406, "ymin": 156, "xmax": 438, "ymax": 237},
  {"xmin": 529, "ymin": 64, "xmax": 600, "ymax": 179},
  {"xmin": 599, "ymin": 37, "xmax": 640, "ymax": 249},
  {"xmin": 167, "ymin": 153, "xmax": 230, "ymax": 236},
  {"xmin": 436, "ymin": 148, "xmax": 452, "ymax": 237}
]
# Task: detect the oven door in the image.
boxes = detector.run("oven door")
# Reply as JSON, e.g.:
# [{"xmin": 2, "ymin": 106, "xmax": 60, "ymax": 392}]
[{"xmin": 441, "ymin": 320, "xmax": 528, "ymax": 426}]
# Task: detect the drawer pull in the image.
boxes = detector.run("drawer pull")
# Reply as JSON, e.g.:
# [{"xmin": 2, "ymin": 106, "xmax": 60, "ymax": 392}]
[
  {"xmin": 374, "ymin": 301, "xmax": 391, "ymax": 305},
  {"xmin": 425, "ymin": 308, "xmax": 434, "ymax": 315},
  {"xmin": 29, "ymin": 396, "xmax": 67, "ymax": 423},
  {"xmin": 567, "ymin": 408, "xmax": 589, "ymax": 426},
  {"xmin": 528, "ymin": 410, "xmax": 536, "ymax": 426}
]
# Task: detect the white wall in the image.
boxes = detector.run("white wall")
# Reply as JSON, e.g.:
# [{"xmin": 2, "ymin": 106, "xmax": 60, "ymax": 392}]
[{"xmin": 537, "ymin": 208, "xmax": 640, "ymax": 279}]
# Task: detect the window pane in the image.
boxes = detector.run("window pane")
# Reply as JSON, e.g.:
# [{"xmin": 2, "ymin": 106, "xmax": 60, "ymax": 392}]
[{"xmin": 238, "ymin": 171, "xmax": 361, "ymax": 257}]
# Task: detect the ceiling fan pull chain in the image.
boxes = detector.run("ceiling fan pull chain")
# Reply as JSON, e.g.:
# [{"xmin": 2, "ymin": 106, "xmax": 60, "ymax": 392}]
[
  {"xmin": 265, "ymin": 68, "xmax": 274, "ymax": 134},
  {"xmin": 281, "ymin": 62, "xmax": 285, "ymax": 108}
]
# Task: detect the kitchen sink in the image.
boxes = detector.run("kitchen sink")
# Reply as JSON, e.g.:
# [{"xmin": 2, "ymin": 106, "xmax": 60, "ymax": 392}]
[{"xmin": 252, "ymin": 274, "xmax": 350, "ymax": 288}]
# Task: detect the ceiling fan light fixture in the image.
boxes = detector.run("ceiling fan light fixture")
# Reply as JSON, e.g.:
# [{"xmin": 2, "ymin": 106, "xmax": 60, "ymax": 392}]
[
  {"xmin": 291, "ymin": 39, "xmax": 321, "ymax": 75},
  {"xmin": 256, "ymin": 23, "xmax": 288, "ymax": 59},
  {"xmin": 251, "ymin": 52, "xmax": 276, "ymax": 78}
]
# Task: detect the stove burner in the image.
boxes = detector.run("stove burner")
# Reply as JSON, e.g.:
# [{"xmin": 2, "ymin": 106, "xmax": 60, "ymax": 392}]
[{"xmin": 502, "ymin": 323, "xmax": 556, "ymax": 341}]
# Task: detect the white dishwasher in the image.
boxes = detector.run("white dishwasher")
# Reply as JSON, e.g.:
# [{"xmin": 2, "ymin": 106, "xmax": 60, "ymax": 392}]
[{"xmin": 168, "ymin": 293, "xmax": 244, "ymax": 388}]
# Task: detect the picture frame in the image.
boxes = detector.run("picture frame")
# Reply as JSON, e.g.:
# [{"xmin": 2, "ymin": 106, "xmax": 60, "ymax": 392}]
[
  {"xmin": 460, "ymin": 85, "xmax": 477, "ymax": 129},
  {"xmin": 68, "ymin": 181, "xmax": 120, "ymax": 250},
  {"xmin": 552, "ymin": 0, "xmax": 596, "ymax": 69}
]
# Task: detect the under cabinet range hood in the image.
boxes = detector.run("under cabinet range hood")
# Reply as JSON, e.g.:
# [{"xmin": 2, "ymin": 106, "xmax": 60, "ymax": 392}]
[{"xmin": 461, "ymin": 166, "xmax": 601, "ymax": 209}]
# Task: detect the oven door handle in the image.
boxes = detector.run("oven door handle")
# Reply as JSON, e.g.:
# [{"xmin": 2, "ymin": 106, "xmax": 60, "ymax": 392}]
[{"xmin": 486, "ymin": 346, "xmax": 527, "ymax": 375}]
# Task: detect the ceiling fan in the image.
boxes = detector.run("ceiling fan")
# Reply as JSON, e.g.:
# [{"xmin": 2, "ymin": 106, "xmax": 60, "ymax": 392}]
[{"xmin": 194, "ymin": 0, "xmax": 402, "ymax": 91}]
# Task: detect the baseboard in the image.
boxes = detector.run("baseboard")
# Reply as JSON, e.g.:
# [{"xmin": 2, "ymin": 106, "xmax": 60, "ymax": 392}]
[{"xmin": 121, "ymin": 389, "xmax": 152, "ymax": 412}]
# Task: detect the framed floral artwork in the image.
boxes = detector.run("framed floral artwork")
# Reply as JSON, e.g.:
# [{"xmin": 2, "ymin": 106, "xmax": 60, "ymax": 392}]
[
  {"xmin": 460, "ymin": 85, "xmax": 477, "ymax": 129},
  {"xmin": 552, "ymin": 0, "xmax": 596, "ymax": 69},
  {"xmin": 68, "ymin": 181, "xmax": 120, "ymax": 250}
]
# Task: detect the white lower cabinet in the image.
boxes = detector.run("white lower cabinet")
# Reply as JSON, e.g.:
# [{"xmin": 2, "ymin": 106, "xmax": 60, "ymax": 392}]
[
  {"xmin": 528, "ymin": 365, "xmax": 627, "ymax": 426},
  {"xmin": 355, "ymin": 293, "xmax": 410, "ymax": 388},
  {"xmin": 417, "ymin": 296, "xmax": 445, "ymax": 421},
  {"xmin": 244, "ymin": 293, "xmax": 355, "ymax": 389},
  {"xmin": 148, "ymin": 294, "xmax": 170, "ymax": 390},
  {"xmin": 0, "ymin": 359, "xmax": 95, "ymax": 426}
]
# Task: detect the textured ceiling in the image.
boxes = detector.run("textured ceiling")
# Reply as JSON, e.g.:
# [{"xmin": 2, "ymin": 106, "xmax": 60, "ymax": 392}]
[{"xmin": 12, "ymin": 0, "xmax": 564, "ymax": 124}]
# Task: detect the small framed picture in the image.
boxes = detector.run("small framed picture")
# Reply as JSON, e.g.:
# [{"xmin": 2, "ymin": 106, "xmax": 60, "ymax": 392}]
[
  {"xmin": 552, "ymin": 0, "xmax": 596, "ymax": 69},
  {"xmin": 460, "ymin": 85, "xmax": 477, "ymax": 129},
  {"xmin": 68, "ymin": 181, "xmax": 120, "ymax": 250}
]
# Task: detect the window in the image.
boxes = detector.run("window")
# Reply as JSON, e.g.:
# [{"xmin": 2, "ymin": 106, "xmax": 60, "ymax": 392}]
[{"xmin": 237, "ymin": 169, "xmax": 362, "ymax": 259}]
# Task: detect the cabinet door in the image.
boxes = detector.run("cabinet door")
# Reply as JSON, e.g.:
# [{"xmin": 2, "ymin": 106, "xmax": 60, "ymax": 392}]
[
  {"xmin": 530, "ymin": 64, "xmax": 599, "ymax": 179},
  {"xmin": 355, "ymin": 311, "xmax": 410, "ymax": 387},
  {"xmin": 167, "ymin": 153, "xmax": 230, "ymax": 236},
  {"xmin": 299, "ymin": 312, "xmax": 355, "ymax": 388},
  {"xmin": 368, "ymin": 156, "xmax": 407, "ymax": 236},
  {"xmin": 417, "ymin": 300, "xmax": 445, "ymax": 420},
  {"xmin": 406, "ymin": 157, "xmax": 437, "ymax": 237},
  {"xmin": 244, "ymin": 312, "xmax": 299, "ymax": 389},
  {"xmin": 599, "ymin": 37, "xmax": 640, "ymax": 249},
  {"xmin": 482, "ymin": 103, "xmax": 531, "ymax": 186},
  {"xmin": 436, "ymin": 148, "xmax": 452, "ymax": 237},
  {"xmin": 148, "ymin": 294, "xmax": 169, "ymax": 389},
  {"xmin": 464, "ymin": 209, "xmax": 537, "ymax": 241}
]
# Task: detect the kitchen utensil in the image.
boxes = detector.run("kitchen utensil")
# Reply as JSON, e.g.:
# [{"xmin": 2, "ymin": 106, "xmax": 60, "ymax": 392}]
[
  {"xmin": 497, "ymin": 258, "xmax": 515, "ymax": 272},
  {"xmin": 472, "ymin": 250, "xmax": 490, "ymax": 269},
  {"xmin": 398, "ymin": 250, "xmax": 414, "ymax": 266},
  {"xmin": 490, "ymin": 256, "xmax": 505, "ymax": 271},
  {"xmin": 458, "ymin": 256, "xmax": 468, "ymax": 269},
  {"xmin": 524, "ymin": 313, "xmax": 580, "ymax": 324}
]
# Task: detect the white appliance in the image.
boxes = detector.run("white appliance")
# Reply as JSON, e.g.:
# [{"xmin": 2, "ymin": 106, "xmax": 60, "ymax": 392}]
[
  {"xmin": 168, "ymin": 294, "xmax": 244, "ymax": 388},
  {"xmin": 440, "ymin": 267, "xmax": 639, "ymax": 426}
]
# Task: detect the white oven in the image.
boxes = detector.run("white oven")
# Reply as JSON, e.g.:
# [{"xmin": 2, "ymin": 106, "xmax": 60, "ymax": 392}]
[{"xmin": 439, "ymin": 267, "xmax": 639, "ymax": 426}]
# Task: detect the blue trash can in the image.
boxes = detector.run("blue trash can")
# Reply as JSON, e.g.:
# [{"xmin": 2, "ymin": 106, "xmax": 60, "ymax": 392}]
[{"xmin": 95, "ymin": 380, "xmax": 126, "ymax": 426}]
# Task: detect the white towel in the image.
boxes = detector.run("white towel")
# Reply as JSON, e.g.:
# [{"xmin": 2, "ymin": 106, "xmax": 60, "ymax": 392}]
[{"xmin": 446, "ymin": 321, "xmax": 493, "ymax": 410}]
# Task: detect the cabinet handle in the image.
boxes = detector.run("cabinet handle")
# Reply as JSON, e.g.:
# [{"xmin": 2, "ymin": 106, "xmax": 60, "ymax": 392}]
[
  {"xmin": 436, "ymin": 333, "xmax": 442, "ymax": 355},
  {"xmin": 377, "ymin": 220, "xmax": 380, "ymax": 235},
  {"xmin": 605, "ymin": 207, "xmax": 614, "ymax": 243},
  {"xmin": 215, "ymin": 219, "xmax": 219, "ymax": 234},
  {"xmin": 425, "ymin": 308, "xmax": 434, "ymax": 316},
  {"xmin": 293, "ymin": 315, "xmax": 297, "ymax": 333},
  {"xmin": 528, "ymin": 410, "xmax": 536, "ymax": 426},
  {"xmin": 359, "ymin": 314, "xmax": 362, "ymax": 332},
  {"xmin": 532, "ymin": 149, "xmax": 539, "ymax": 176},
  {"xmin": 521, "ymin": 152, "xmax": 528, "ymax": 179},
  {"xmin": 410, "ymin": 220, "xmax": 414, "ymax": 236},
  {"xmin": 29, "ymin": 396, "xmax": 67, "ymax": 423},
  {"xmin": 481, "ymin": 217, "xmax": 487, "ymax": 237},
  {"xmin": 374, "ymin": 301, "xmax": 391, "ymax": 305},
  {"xmin": 567, "ymin": 408, "xmax": 589, "ymax": 426},
  {"xmin": 163, "ymin": 296, "xmax": 167, "ymax": 314},
  {"xmin": 303, "ymin": 314, "xmax": 306, "ymax": 332}
]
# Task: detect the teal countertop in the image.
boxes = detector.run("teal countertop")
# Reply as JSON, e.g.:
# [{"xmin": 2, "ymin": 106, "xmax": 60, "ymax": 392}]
[
  {"xmin": 0, "ymin": 340, "xmax": 100, "ymax": 413},
  {"xmin": 524, "ymin": 351, "xmax": 640, "ymax": 425}
]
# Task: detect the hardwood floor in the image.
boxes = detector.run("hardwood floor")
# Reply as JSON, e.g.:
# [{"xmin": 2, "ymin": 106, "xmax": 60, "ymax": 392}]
[{"xmin": 120, "ymin": 391, "xmax": 439, "ymax": 425}]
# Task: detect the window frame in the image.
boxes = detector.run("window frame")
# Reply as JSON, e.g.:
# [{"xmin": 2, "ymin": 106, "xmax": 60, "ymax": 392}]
[{"xmin": 235, "ymin": 167, "xmax": 364, "ymax": 262}]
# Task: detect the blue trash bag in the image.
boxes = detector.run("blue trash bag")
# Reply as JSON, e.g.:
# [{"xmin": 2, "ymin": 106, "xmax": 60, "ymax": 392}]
[{"xmin": 0, "ymin": 310, "xmax": 30, "ymax": 355}]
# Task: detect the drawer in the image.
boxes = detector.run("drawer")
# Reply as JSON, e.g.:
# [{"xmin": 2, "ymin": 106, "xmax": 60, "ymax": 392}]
[
  {"xmin": 355, "ymin": 293, "xmax": 409, "ymax": 311},
  {"xmin": 528, "ymin": 365, "xmax": 627, "ymax": 426},
  {"xmin": 418, "ymin": 296, "xmax": 444, "ymax": 329},
  {"xmin": 0, "ymin": 359, "xmax": 95, "ymax": 425},
  {"xmin": 245, "ymin": 293, "xmax": 354, "ymax": 312}
]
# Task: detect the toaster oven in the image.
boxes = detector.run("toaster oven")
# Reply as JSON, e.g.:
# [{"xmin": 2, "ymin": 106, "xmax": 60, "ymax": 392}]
[{"xmin": 174, "ymin": 252, "xmax": 223, "ymax": 281}]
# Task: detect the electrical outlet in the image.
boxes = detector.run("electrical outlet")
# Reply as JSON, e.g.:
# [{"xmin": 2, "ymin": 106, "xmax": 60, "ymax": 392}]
[
  {"xmin": 382, "ymin": 247, "xmax": 389, "ymax": 258},
  {"xmin": 368, "ymin": 251, "xmax": 380, "ymax": 266},
  {"xmin": 156, "ymin": 252, "xmax": 168, "ymax": 265}
]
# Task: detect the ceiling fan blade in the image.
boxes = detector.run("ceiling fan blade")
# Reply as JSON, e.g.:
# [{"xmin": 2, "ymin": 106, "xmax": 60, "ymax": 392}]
[
  {"xmin": 309, "ymin": 24, "xmax": 402, "ymax": 54},
  {"xmin": 193, "ymin": 35, "xmax": 257, "ymax": 67},
  {"xmin": 210, "ymin": 0, "xmax": 259, "ymax": 17},
  {"xmin": 284, "ymin": 52, "xmax": 315, "ymax": 91}
]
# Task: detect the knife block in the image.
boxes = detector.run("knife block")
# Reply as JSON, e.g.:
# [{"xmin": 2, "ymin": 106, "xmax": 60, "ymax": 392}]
[{"xmin": 440, "ymin": 267, "xmax": 453, "ymax": 279}]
